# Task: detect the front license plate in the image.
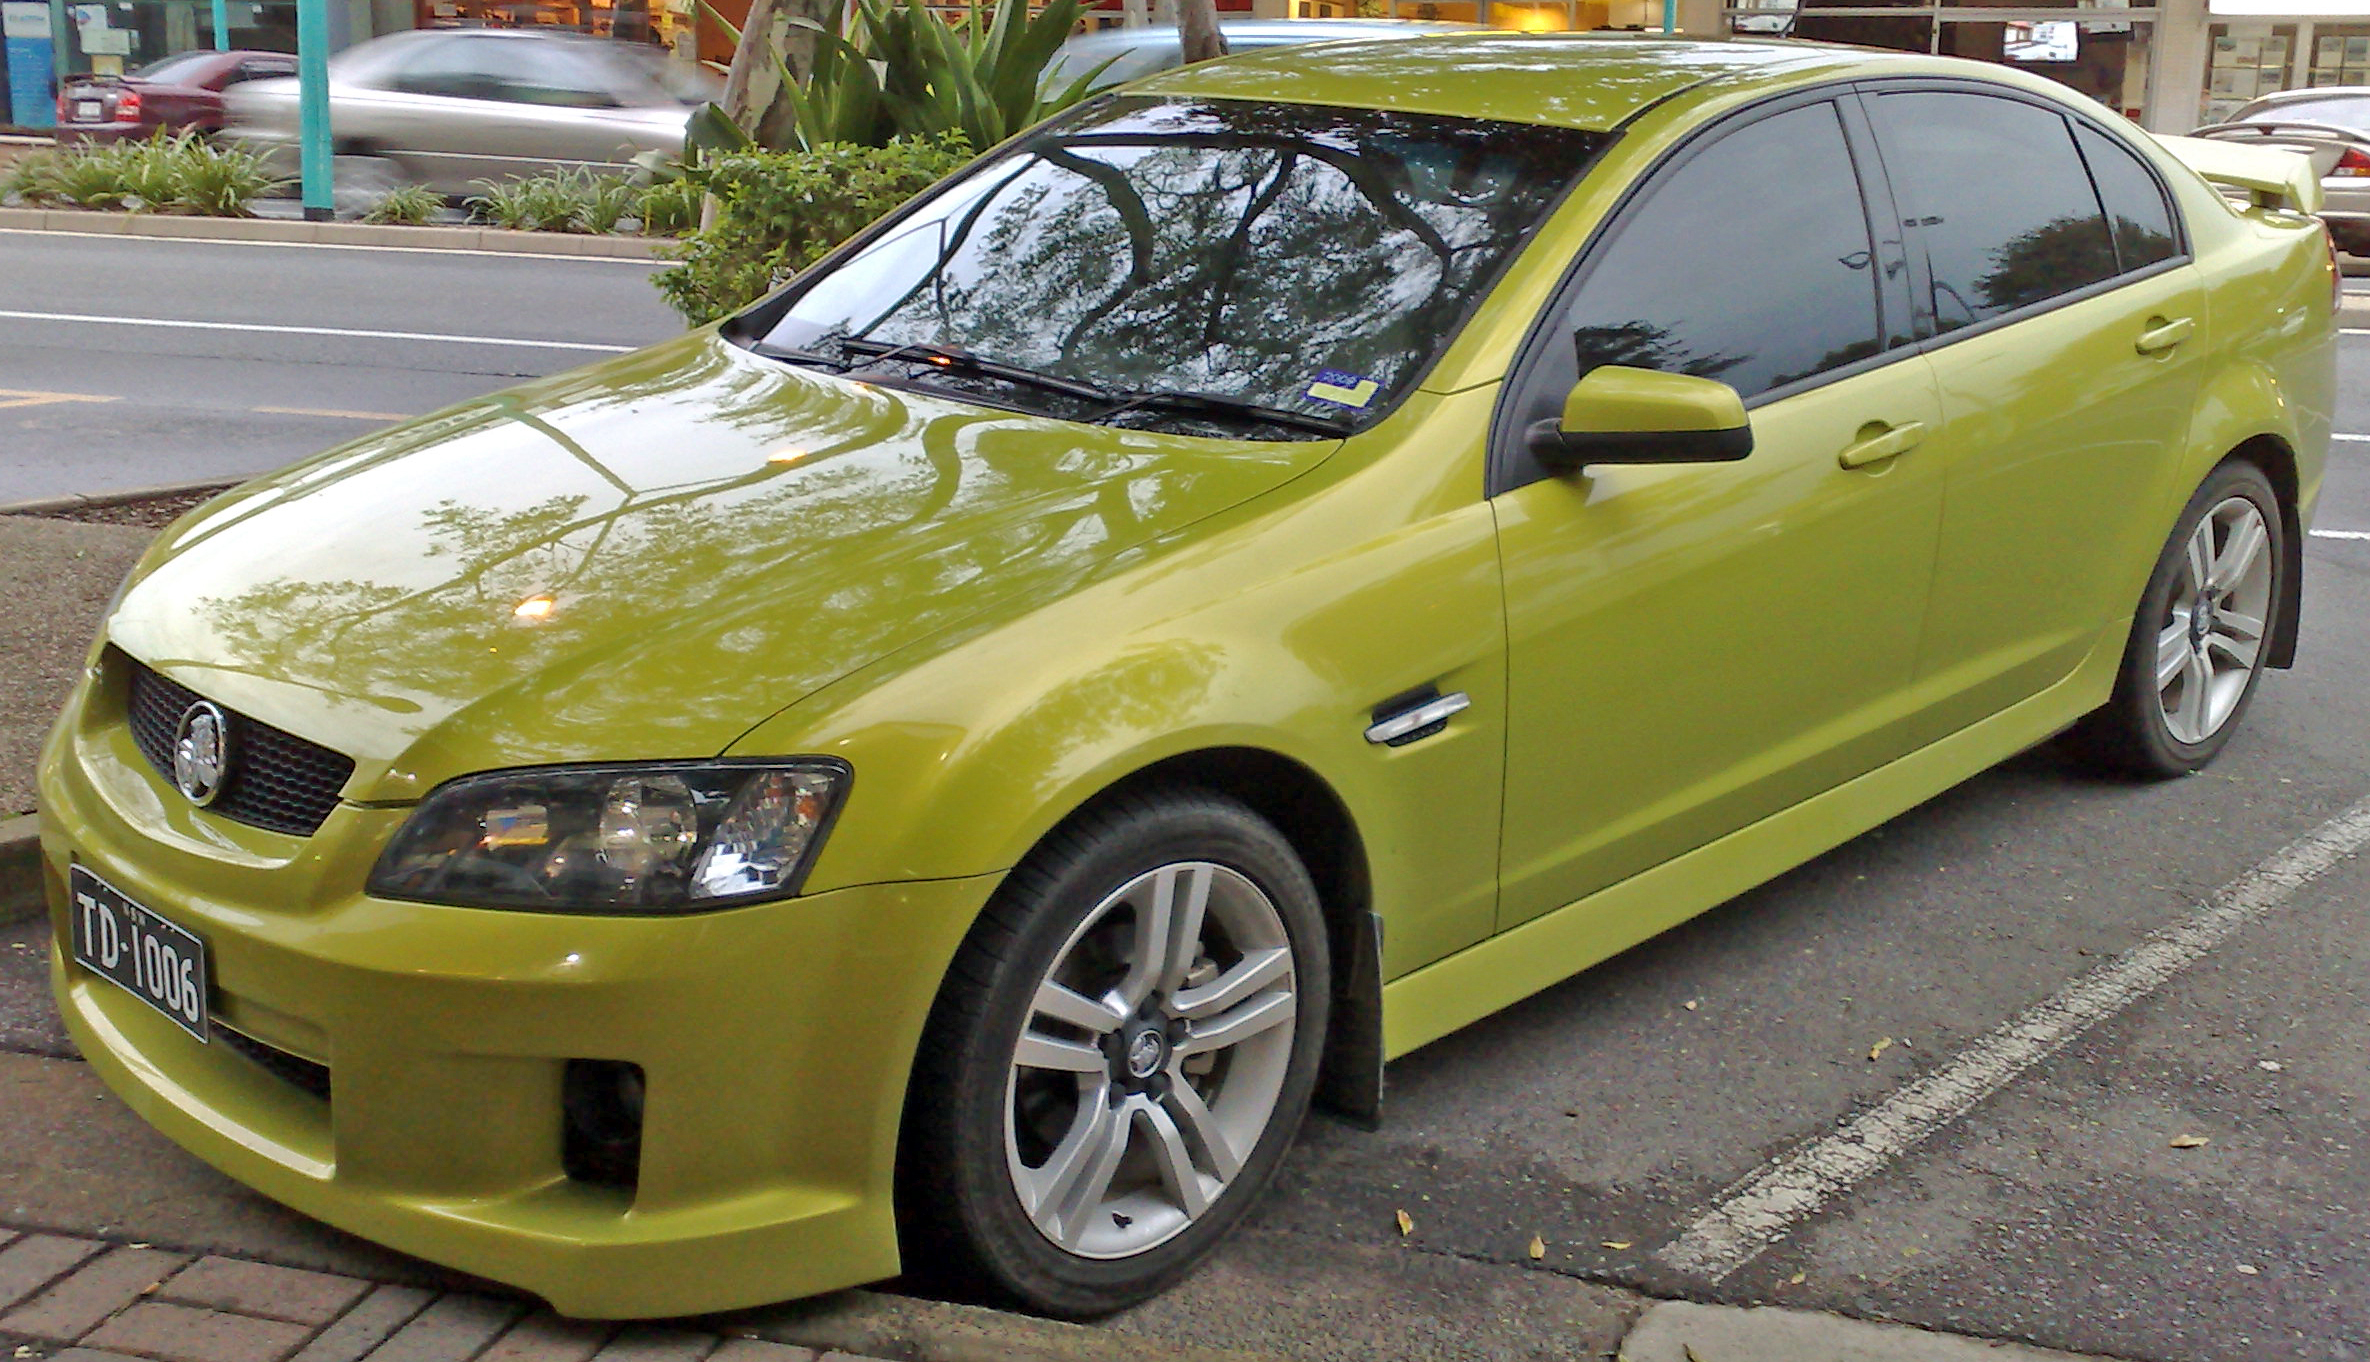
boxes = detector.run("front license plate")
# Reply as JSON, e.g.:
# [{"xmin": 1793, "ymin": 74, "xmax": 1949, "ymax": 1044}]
[
  {"xmin": 72, "ymin": 100, "xmax": 101, "ymax": 121},
  {"xmin": 68, "ymin": 865, "xmax": 210, "ymax": 1041}
]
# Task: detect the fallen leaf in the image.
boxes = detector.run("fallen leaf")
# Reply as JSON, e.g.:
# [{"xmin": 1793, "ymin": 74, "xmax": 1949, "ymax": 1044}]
[
  {"xmin": 1396, "ymin": 1209, "xmax": 1414, "ymax": 1237},
  {"xmin": 128, "ymin": 1242, "xmax": 149, "ymax": 1249},
  {"xmin": 2170, "ymin": 1134, "xmax": 2209, "ymax": 1149},
  {"xmin": 1684, "ymin": 1000, "xmax": 1700, "ymax": 1011},
  {"xmin": 1789, "ymin": 1271, "xmax": 1807, "ymax": 1285},
  {"xmin": 2236, "ymin": 1264, "xmax": 2260, "ymax": 1275},
  {"xmin": 1684, "ymin": 1346, "xmax": 1709, "ymax": 1362},
  {"xmin": 1869, "ymin": 1037, "xmax": 1893, "ymax": 1062},
  {"xmin": 2259, "ymin": 1060, "xmax": 2285, "ymax": 1072},
  {"xmin": 1601, "ymin": 1240, "xmax": 1633, "ymax": 1250},
  {"xmin": 1528, "ymin": 1235, "xmax": 1547, "ymax": 1260}
]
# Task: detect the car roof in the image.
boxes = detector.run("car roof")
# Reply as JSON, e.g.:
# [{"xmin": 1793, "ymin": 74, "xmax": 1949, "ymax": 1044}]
[
  {"xmin": 1058, "ymin": 18, "xmax": 1477, "ymax": 52},
  {"xmin": 1135, "ymin": 33, "xmax": 1931, "ymax": 132}
]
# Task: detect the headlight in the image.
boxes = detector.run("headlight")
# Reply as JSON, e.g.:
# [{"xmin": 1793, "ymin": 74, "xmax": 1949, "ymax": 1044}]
[{"xmin": 367, "ymin": 760, "xmax": 850, "ymax": 913}]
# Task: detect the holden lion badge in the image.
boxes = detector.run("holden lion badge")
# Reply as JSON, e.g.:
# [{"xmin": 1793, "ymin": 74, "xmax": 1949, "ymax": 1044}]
[{"xmin": 172, "ymin": 701, "xmax": 231, "ymax": 806}]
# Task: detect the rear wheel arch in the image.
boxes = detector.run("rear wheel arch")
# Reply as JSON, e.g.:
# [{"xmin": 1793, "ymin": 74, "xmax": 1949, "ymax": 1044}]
[{"xmin": 2227, "ymin": 434, "xmax": 2304, "ymax": 669}]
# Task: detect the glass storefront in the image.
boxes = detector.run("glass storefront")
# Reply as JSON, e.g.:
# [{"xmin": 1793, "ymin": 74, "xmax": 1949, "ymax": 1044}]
[
  {"xmin": 45, "ymin": 0, "xmax": 296, "ymax": 76},
  {"xmin": 2200, "ymin": 18, "xmax": 2370, "ymax": 123},
  {"xmin": 1724, "ymin": 0, "xmax": 2157, "ymax": 121}
]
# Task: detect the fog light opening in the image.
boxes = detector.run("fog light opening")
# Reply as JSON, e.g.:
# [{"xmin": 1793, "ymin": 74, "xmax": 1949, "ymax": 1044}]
[{"xmin": 562, "ymin": 1058, "xmax": 645, "ymax": 1191}]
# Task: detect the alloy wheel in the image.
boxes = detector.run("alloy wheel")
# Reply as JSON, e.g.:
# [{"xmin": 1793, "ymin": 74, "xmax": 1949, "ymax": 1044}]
[
  {"xmin": 2155, "ymin": 494, "xmax": 2275, "ymax": 744},
  {"xmin": 1003, "ymin": 861, "xmax": 1297, "ymax": 1260}
]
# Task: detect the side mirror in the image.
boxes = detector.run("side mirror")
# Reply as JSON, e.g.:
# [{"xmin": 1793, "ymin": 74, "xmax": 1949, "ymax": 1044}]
[{"xmin": 1525, "ymin": 365, "xmax": 1754, "ymax": 473}]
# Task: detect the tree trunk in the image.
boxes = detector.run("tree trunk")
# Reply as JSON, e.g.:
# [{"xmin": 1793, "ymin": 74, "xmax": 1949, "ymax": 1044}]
[
  {"xmin": 718, "ymin": 0, "xmax": 835, "ymax": 149},
  {"xmin": 1176, "ymin": 0, "xmax": 1226, "ymax": 64}
]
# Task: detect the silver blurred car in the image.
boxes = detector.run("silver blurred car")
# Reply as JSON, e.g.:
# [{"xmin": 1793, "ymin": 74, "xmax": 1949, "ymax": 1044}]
[
  {"xmin": 226, "ymin": 29, "xmax": 716, "ymax": 204},
  {"xmin": 1042, "ymin": 18, "xmax": 1479, "ymax": 94},
  {"xmin": 2194, "ymin": 86, "xmax": 2370, "ymax": 254}
]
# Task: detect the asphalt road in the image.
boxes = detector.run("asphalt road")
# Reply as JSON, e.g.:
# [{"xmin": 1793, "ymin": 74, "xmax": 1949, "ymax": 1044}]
[
  {"xmin": 1, "ymin": 236, "xmax": 2368, "ymax": 1361},
  {"xmin": 0, "ymin": 230, "xmax": 682, "ymax": 505}
]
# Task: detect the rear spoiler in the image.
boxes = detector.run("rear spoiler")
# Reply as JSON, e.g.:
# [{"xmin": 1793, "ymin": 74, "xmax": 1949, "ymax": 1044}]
[{"xmin": 2153, "ymin": 133, "xmax": 2325, "ymax": 214}]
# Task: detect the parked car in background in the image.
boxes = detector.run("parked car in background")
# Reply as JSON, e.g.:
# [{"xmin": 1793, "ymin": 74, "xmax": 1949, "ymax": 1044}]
[
  {"xmin": 224, "ymin": 28, "xmax": 716, "ymax": 204},
  {"xmin": 2194, "ymin": 86, "xmax": 2370, "ymax": 253},
  {"xmin": 1042, "ymin": 17, "xmax": 1479, "ymax": 93},
  {"xmin": 54, "ymin": 49, "xmax": 297, "ymax": 145},
  {"xmin": 45, "ymin": 34, "xmax": 2332, "ymax": 1326}
]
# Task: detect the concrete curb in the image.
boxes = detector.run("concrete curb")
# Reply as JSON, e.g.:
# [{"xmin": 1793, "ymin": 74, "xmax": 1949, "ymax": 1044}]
[
  {"xmin": 0, "ymin": 204, "xmax": 670, "ymax": 260},
  {"xmin": 1616, "ymin": 1302, "xmax": 2116, "ymax": 1362},
  {"xmin": 0, "ymin": 477, "xmax": 237, "ymax": 519},
  {"xmin": 1, "ymin": 813, "xmax": 41, "ymax": 926}
]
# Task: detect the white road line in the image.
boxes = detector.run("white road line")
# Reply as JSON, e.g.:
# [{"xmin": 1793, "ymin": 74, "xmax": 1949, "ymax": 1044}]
[
  {"xmin": 0, "ymin": 309, "xmax": 636, "ymax": 353},
  {"xmin": 2314, "ymin": 529, "xmax": 2370, "ymax": 540},
  {"xmin": 2334, "ymin": 433, "xmax": 2370, "ymax": 442},
  {"xmin": 1657, "ymin": 795, "xmax": 2370, "ymax": 1282},
  {"xmin": 0, "ymin": 225, "xmax": 660, "ymax": 264}
]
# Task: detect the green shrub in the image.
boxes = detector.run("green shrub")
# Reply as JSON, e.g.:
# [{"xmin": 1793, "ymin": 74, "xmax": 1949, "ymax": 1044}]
[
  {"xmin": 637, "ymin": 176, "xmax": 700, "ymax": 236},
  {"xmin": 361, "ymin": 182, "xmax": 446, "ymax": 225},
  {"xmin": 651, "ymin": 134, "xmax": 969, "ymax": 325},
  {"xmin": 469, "ymin": 166, "xmax": 644, "ymax": 233},
  {"xmin": 0, "ymin": 133, "xmax": 280, "ymax": 215},
  {"xmin": 580, "ymin": 173, "xmax": 641, "ymax": 234},
  {"xmin": 162, "ymin": 135, "xmax": 281, "ymax": 216}
]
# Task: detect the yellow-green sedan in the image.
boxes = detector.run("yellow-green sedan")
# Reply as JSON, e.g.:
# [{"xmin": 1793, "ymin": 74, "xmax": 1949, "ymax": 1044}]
[{"xmin": 38, "ymin": 33, "xmax": 2335, "ymax": 1321}]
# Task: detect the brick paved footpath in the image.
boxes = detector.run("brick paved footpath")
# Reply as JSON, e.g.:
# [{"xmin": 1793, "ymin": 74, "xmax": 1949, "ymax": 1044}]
[{"xmin": 0, "ymin": 1227, "xmax": 889, "ymax": 1362}]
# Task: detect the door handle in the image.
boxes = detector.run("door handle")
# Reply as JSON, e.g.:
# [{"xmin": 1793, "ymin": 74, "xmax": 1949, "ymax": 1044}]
[
  {"xmin": 1837, "ymin": 420, "xmax": 1927, "ymax": 470},
  {"xmin": 2135, "ymin": 316, "xmax": 2195, "ymax": 355}
]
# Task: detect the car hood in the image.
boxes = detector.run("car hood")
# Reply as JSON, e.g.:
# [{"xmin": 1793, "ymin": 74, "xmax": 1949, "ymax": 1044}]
[{"xmin": 109, "ymin": 333, "xmax": 1335, "ymax": 802}]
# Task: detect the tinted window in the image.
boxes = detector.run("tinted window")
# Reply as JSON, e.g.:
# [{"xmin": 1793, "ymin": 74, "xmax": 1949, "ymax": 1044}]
[
  {"xmin": 1553, "ymin": 101, "xmax": 1882, "ymax": 401},
  {"xmin": 1871, "ymin": 92, "xmax": 2118, "ymax": 332},
  {"xmin": 131, "ymin": 52, "xmax": 216, "ymax": 84},
  {"xmin": 750, "ymin": 97, "xmax": 1604, "ymax": 435},
  {"xmin": 2073, "ymin": 123, "xmax": 2179, "ymax": 272}
]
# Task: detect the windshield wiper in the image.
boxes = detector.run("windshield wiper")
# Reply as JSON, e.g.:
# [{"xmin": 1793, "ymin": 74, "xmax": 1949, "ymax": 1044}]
[
  {"xmin": 746, "ymin": 340, "xmax": 855, "ymax": 371},
  {"xmin": 837, "ymin": 338, "xmax": 1114, "ymax": 404},
  {"xmin": 1099, "ymin": 389, "xmax": 1352, "ymax": 438}
]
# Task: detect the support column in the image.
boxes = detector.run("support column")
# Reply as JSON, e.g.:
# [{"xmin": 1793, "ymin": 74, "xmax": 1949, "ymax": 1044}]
[{"xmin": 2148, "ymin": 0, "xmax": 2209, "ymax": 132}]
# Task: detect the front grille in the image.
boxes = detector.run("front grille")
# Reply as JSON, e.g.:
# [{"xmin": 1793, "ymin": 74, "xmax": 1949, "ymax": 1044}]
[
  {"xmin": 214, "ymin": 1023, "xmax": 332, "ymax": 1102},
  {"xmin": 122, "ymin": 654, "xmax": 355, "ymax": 837}
]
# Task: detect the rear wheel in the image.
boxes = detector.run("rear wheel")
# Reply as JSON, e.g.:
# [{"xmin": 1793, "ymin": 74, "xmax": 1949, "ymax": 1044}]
[
  {"xmin": 898, "ymin": 790, "xmax": 1329, "ymax": 1318},
  {"xmin": 2064, "ymin": 459, "xmax": 2284, "ymax": 778}
]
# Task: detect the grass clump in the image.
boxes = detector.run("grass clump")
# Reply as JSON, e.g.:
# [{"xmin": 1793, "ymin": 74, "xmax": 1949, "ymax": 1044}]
[
  {"xmin": 360, "ymin": 182, "xmax": 445, "ymax": 225},
  {"xmin": 1, "ymin": 132, "xmax": 281, "ymax": 215}
]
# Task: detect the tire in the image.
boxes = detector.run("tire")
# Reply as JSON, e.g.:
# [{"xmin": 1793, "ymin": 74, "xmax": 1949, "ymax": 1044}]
[
  {"xmin": 2063, "ymin": 459, "xmax": 2285, "ymax": 778},
  {"xmin": 897, "ymin": 789, "xmax": 1330, "ymax": 1318}
]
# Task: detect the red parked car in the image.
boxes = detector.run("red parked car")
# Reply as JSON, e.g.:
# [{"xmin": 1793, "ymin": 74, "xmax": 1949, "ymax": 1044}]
[{"xmin": 55, "ymin": 49, "xmax": 297, "ymax": 145}]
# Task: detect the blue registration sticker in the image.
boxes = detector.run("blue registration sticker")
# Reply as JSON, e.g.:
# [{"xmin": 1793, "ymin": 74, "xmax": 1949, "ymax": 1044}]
[{"xmin": 1305, "ymin": 369, "xmax": 1381, "ymax": 410}]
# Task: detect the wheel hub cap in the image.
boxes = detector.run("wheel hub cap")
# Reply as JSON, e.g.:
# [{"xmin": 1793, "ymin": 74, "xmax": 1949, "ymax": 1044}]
[{"xmin": 1121, "ymin": 1024, "xmax": 1168, "ymax": 1081}]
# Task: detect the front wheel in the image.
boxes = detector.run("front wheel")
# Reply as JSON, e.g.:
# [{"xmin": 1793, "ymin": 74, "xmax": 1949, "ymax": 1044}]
[
  {"xmin": 898, "ymin": 791, "xmax": 1330, "ymax": 1318},
  {"xmin": 2064, "ymin": 459, "xmax": 2285, "ymax": 778}
]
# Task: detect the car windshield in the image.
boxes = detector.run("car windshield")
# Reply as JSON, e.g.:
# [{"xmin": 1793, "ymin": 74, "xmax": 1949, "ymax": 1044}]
[
  {"xmin": 738, "ymin": 96, "xmax": 1605, "ymax": 437},
  {"xmin": 131, "ymin": 51, "xmax": 216, "ymax": 83}
]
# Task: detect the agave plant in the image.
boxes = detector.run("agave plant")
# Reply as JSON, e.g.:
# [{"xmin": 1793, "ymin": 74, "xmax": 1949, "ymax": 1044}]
[{"xmin": 707, "ymin": 0, "xmax": 1112, "ymax": 153}]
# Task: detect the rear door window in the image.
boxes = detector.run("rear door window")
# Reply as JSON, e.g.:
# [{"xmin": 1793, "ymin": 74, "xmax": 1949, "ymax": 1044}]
[
  {"xmin": 2071, "ymin": 123, "xmax": 2181, "ymax": 272},
  {"xmin": 1867, "ymin": 91, "xmax": 2119, "ymax": 333}
]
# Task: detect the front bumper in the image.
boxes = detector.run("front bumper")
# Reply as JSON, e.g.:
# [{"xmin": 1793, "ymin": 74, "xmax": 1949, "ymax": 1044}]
[{"xmin": 37, "ymin": 667, "xmax": 993, "ymax": 1319}]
